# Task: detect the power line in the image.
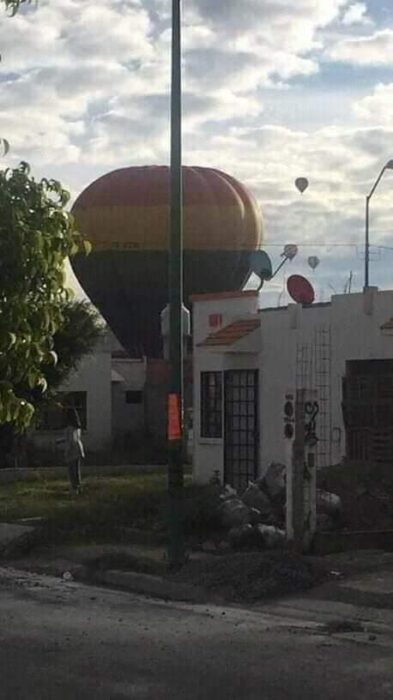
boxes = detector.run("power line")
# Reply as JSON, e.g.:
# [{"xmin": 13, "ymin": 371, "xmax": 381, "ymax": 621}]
[{"xmin": 262, "ymin": 243, "xmax": 393, "ymax": 250}]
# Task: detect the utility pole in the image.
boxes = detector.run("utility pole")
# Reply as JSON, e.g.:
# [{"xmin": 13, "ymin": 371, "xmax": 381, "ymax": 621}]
[
  {"xmin": 167, "ymin": 0, "xmax": 185, "ymax": 569},
  {"xmin": 364, "ymin": 196, "xmax": 370, "ymax": 290},
  {"xmin": 364, "ymin": 160, "xmax": 393, "ymax": 290}
]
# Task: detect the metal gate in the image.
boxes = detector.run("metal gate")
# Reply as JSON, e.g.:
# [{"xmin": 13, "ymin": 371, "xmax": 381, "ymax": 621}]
[
  {"xmin": 343, "ymin": 359, "xmax": 393, "ymax": 463},
  {"xmin": 224, "ymin": 370, "xmax": 259, "ymax": 492}
]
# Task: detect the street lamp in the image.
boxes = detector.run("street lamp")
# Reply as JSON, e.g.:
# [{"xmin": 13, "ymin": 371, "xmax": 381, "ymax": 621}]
[
  {"xmin": 364, "ymin": 159, "xmax": 393, "ymax": 289},
  {"xmin": 167, "ymin": 0, "xmax": 185, "ymax": 570}
]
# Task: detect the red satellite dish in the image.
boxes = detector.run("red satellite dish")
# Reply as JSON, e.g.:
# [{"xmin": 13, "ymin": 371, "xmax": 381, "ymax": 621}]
[{"xmin": 287, "ymin": 275, "xmax": 315, "ymax": 305}]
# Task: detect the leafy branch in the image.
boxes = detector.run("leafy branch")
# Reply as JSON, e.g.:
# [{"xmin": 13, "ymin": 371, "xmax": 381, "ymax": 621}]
[
  {"xmin": 0, "ymin": 162, "xmax": 89, "ymax": 429},
  {"xmin": 0, "ymin": 0, "xmax": 33, "ymax": 16}
]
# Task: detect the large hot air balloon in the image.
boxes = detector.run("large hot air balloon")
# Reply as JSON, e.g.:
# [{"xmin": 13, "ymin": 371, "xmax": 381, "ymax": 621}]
[{"xmin": 71, "ymin": 166, "xmax": 263, "ymax": 357}]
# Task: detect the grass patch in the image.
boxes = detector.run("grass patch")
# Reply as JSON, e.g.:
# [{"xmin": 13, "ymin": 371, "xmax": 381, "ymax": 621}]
[{"xmin": 0, "ymin": 473, "xmax": 222, "ymax": 546}]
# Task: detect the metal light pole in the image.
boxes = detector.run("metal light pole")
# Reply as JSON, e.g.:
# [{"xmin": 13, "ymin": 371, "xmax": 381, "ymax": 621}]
[
  {"xmin": 364, "ymin": 159, "xmax": 393, "ymax": 289},
  {"xmin": 167, "ymin": 0, "xmax": 185, "ymax": 569}
]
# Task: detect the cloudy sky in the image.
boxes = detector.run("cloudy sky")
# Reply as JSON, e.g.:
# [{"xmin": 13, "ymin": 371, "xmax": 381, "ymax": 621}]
[{"xmin": 1, "ymin": 0, "xmax": 392, "ymax": 305}]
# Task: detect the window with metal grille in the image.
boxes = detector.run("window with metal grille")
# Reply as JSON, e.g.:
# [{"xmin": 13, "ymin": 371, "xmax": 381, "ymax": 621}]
[{"xmin": 200, "ymin": 372, "xmax": 222, "ymax": 438}]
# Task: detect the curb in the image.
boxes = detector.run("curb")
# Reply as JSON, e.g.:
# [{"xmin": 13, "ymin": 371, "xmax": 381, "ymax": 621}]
[
  {"xmin": 90, "ymin": 569, "xmax": 208, "ymax": 603},
  {"xmin": 0, "ymin": 524, "xmax": 41, "ymax": 560}
]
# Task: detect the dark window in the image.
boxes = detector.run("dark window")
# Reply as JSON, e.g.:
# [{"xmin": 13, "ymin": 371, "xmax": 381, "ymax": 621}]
[
  {"xmin": 125, "ymin": 390, "xmax": 143, "ymax": 404},
  {"xmin": 201, "ymin": 372, "xmax": 222, "ymax": 438},
  {"xmin": 36, "ymin": 402, "xmax": 64, "ymax": 431},
  {"xmin": 63, "ymin": 392, "xmax": 87, "ymax": 430},
  {"xmin": 37, "ymin": 391, "xmax": 87, "ymax": 430}
]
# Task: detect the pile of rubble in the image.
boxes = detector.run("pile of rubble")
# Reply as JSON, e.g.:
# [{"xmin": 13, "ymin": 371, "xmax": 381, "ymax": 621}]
[{"xmin": 216, "ymin": 463, "xmax": 342, "ymax": 551}]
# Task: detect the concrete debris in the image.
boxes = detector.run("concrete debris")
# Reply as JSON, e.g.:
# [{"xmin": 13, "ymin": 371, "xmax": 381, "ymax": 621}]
[
  {"xmin": 256, "ymin": 525, "xmax": 286, "ymax": 549},
  {"xmin": 241, "ymin": 483, "xmax": 275, "ymax": 523},
  {"xmin": 215, "ymin": 462, "xmax": 342, "ymax": 550},
  {"xmin": 228, "ymin": 524, "xmax": 255, "ymax": 550},
  {"xmin": 217, "ymin": 498, "xmax": 251, "ymax": 529},
  {"xmin": 257, "ymin": 462, "xmax": 286, "ymax": 499},
  {"xmin": 219, "ymin": 485, "xmax": 238, "ymax": 501},
  {"xmin": 317, "ymin": 489, "xmax": 342, "ymax": 518}
]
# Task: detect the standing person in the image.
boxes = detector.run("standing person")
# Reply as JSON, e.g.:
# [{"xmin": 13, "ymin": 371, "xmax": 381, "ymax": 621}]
[{"xmin": 63, "ymin": 408, "xmax": 85, "ymax": 493}]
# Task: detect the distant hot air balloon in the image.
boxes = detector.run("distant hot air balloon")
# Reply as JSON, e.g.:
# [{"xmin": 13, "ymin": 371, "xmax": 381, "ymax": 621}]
[
  {"xmin": 295, "ymin": 177, "xmax": 309, "ymax": 194},
  {"xmin": 308, "ymin": 255, "xmax": 320, "ymax": 271},
  {"xmin": 71, "ymin": 166, "xmax": 263, "ymax": 358},
  {"xmin": 282, "ymin": 244, "xmax": 298, "ymax": 261}
]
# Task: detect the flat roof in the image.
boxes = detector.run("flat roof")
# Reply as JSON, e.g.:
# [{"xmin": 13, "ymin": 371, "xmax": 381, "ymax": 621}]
[
  {"xmin": 190, "ymin": 290, "xmax": 259, "ymax": 303},
  {"xmin": 259, "ymin": 301, "xmax": 331, "ymax": 313}
]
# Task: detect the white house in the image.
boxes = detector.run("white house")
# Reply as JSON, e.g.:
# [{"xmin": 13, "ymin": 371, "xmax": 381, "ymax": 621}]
[
  {"xmin": 192, "ymin": 287, "xmax": 393, "ymax": 491},
  {"xmin": 31, "ymin": 330, "xmax": 147, "ymax": 464}
]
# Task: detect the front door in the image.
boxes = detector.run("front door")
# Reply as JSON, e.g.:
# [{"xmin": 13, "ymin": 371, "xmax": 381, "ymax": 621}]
[{"xmin": 224, "ymin": 370, "xmax": 259, "ymax": 492}]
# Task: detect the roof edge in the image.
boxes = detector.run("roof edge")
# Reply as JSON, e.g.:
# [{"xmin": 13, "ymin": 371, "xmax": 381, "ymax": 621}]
[{"xmin": 190, "ymin": 290, "xmax": 259, "ymax": 303}]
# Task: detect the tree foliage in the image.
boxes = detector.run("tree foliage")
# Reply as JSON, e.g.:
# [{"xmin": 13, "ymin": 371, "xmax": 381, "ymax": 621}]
[
  {"xmin": 43, "ymin": 300, "xmax": 104, "ymax": 396},
  {"xmin": 0, "ymin": 162, "xmax": 90, "ymax": 429},
  {"xmin": 0, "ymin": 0, "xmax": 32, "ymax": 16}
]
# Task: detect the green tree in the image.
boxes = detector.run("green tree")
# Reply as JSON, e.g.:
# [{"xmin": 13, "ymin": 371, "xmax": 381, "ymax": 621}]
[
  {"xmin": 1, "ymin": 0, "xmax": 31, "ymax": 16},
  {"xmin": 0, "ymin": 162, "xmax": 90, "ymax": 429},
  {"xmin": 40, "ymin": 300, "xmax": 104, "ymax": 398}
]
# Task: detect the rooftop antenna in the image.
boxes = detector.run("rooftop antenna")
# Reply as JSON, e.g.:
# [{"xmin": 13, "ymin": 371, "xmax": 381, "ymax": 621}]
[
  {"xmin": 250, "ymin": 244, "xmax": 298, "ymax": 291},
  {"xmin": 271, "ymin": 244, "xmax": 298, "ymax": 279}
]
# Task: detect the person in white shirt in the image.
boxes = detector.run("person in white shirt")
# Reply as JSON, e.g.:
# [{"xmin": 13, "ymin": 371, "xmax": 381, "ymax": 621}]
[{"xmin": 62, "ymin": 408, "xmax": 85, "ymax": 493}]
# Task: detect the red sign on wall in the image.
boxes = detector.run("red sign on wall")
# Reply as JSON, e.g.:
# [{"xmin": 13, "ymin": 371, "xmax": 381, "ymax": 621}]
[{"xmin": 209, "ymin": 313, "xmax": 223, "ymax": 328}]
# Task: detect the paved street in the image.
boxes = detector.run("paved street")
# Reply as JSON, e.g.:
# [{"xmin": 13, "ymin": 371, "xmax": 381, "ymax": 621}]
[{"xmin": 0, "ymin": 566, "xmax": 392, "ymax": 699}]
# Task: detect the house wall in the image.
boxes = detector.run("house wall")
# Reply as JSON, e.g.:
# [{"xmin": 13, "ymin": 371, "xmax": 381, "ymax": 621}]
[
  {"xmin": 65, "ymin": 336, "xmax": 113, "ymax": 452},
  {"xmin": 193, "ymin": 292, "xmax": 260, "ymax": 483},
  {"xmin": 33, "ymin": 333, "xmax": 113, "ymax": 461},
  {"xmin": 193, "ymin": 287, "xmax": 393, "ymax": 485},
  {"xmin": 192, "ymin": 292, "xmax": 259, "ymax": 345},
  {"xmin": 260, "ymin": 302, "xmax": 331, "ymax": 470},
  {"xmin": 111, "ymin": 358, "xmax": 146, "ymax": 439}
]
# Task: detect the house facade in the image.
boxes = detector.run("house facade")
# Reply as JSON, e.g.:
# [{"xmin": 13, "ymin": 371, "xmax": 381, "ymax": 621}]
[
  {"xmin": 31, "ymin": 331, "xmax": 148, "ymax": 464},
  {"xmin": 192, "ymin": 287, "xmax": 393, "ymax": 491}
]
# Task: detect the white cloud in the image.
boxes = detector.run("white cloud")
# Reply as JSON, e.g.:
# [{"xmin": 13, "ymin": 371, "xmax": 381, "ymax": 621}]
[
  {"xmin": 341, "ymin": 3, "xmax": 371, "ymax": 26},
  {"xmin": 355, "ymin": 83, "xmax": 393, "ymax": 126},
  {"xmin": 329, "ymin": 29, "xmax": 393, "ymax": 65},
  {"xmin": 0, "ymin": 0, "xmax": 348, "ymax": 170},
  {"xmin": 0, "ymin": 0, "xmax": 392, "ymax": 298}
]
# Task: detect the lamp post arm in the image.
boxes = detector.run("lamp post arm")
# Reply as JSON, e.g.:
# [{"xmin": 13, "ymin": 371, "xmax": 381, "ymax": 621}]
[
  {"xmin": 364, "ymin": 165, "xmax": 387, "ymax": 289},
  {"xmin": 367, "ymin": 166, "xmax": 386, "ymax": 200}
]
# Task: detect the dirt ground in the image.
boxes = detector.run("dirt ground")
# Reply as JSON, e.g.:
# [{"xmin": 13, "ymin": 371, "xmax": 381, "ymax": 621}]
[{"xmin": 170, "ymin": 550, "xmax": 330, "ymax": 602}]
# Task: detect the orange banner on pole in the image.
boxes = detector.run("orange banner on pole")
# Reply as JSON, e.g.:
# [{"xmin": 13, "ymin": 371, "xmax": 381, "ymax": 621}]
[{"xmin": 168, "ymin": 393, "xmax": 182, "ymax": 441}]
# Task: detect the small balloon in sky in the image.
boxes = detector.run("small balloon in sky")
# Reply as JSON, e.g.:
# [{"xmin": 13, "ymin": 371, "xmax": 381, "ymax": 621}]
[
  {"xmin": 295, "ymin": 177, "xmax": 309, "ymax": 193},
  {"xmin": 282, "ymin": 244, "xmax": 298, "ymax": 260},
  {"xmin": 308, "ymin": 255, "xmax": 320, "ymax": 270}
]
